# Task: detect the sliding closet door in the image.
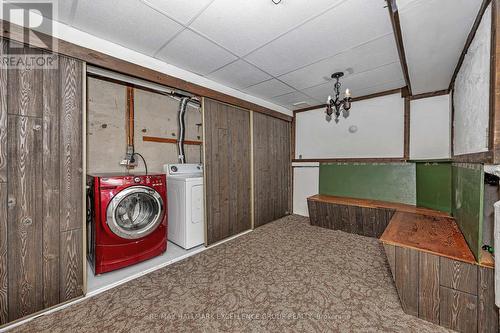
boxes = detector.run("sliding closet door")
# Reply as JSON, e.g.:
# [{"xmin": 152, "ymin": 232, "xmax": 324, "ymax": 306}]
[
  {"xmin": 203, "ymin": 99, "xmax": 251, "ymax": 245},
  {"xmin": 0, "ymin": 39, "xmax": 84, "ymax": 325},
  {"xmin": 253, "ymin": 112, "xmax": 291, "ymax": 227}
]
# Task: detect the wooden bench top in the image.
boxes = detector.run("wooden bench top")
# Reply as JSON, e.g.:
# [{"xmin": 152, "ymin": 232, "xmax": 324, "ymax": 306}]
[
  {"xmin": 380, "ymin": 212, "xmax": 476, "ymax": 264},
  {"xmin": 308, "ymin": 194, "xmax": 451, "ymax": 218},
  {"xmin": 308, "ymin": 194, "xmax": 478, "ymax": 265}
]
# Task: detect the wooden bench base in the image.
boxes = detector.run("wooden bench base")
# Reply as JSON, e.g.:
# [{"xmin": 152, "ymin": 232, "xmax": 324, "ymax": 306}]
[
  {"xmin": 307, "ymin": 194, "xmax": 498, "ymax": 332},
  {"xmin": 383, "ymin": 243, "xmax": 497, "ymax": 333}
]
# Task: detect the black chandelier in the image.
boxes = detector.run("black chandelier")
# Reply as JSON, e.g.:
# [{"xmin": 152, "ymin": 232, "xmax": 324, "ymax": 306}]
[{"xmin": 326, "ymin": 72, "xmax": 352, "ymax": 123}]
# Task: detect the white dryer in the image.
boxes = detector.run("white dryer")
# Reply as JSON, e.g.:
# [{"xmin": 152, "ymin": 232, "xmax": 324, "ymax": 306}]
[{"xmin": 164, "ymin": 163, "xmax": 204, "ymax": 249}]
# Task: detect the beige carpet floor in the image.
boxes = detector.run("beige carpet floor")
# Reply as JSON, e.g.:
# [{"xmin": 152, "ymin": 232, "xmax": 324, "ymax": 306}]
[{"xmin": 11, "ymin": 215, "xmax": 451, "ymax": 332}]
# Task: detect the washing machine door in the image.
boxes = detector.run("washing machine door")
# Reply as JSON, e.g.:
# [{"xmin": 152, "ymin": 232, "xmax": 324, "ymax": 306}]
[{"xmin": 106, "ymin": 186, "xmax": 164, "ymax": 239}]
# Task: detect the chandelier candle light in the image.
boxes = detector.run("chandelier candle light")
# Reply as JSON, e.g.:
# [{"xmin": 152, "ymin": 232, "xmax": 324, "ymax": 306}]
[{"xmin": 326, "ymin": 72, "xmax": 352, "ymax": 123}]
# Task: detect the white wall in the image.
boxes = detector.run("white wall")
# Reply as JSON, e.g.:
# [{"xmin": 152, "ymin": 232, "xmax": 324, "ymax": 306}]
[
  {"xmin": 453, "ymin": 4, "xmax": 491, "ymax": 155},
  {"xmin": 292, "ymin": 163, "xmax": 319, "ymax": 216},
  {"xmin": 410, "ymin": 94, "xmax": 451, "ymax": 159},
  {"xmin": 295, "ymin": 93, "xmax": 404, "ymax": 159}
]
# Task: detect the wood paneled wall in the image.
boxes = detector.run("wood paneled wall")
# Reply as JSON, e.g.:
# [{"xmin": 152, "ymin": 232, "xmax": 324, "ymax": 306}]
[
  {"xmin": 253, "ymin": 112, "xmax": 291, "ymax": 228},
  {"xmin": 0, "ymin": 39, "xmax": 84, "ymax": 325},
  {"xmin": 203, "ymin": 99, "xmax": 251, "ymax": 245},
  {"xmin": 384, "ymin": 244, "xmax": 498, "ymax": 333}
]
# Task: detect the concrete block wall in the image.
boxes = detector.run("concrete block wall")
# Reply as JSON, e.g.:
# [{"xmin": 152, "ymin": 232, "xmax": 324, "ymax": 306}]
[{"xmin": 86, "ymin": 77, "xmax": 202, "ymax": 174}]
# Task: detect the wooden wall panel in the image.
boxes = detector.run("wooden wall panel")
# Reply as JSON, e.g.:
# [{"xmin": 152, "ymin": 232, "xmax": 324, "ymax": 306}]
[
  {"xmin": 306, "ymin": 200, "xmax": 394, "ymax": 238},
  {"xmin": 1, "ymin": 40, "xmax": 84, "ymax": 326},
  {"xmin": 7, "ymin": 47, "xmax": 43, "ymax": 117},
  {"xmin": 253, "ymin": 112, "xmax": 291, "ymax": 228},
  {"xmin": 418, "ymin": 252, "xmax": 440, "ymax": 324},
  {"xmin": 7, "ymin": 115, "xmax": 43, "ymax": 321},
  {"xmin": 60, "ymin": 229, "xmax": 83, "ymax": 302},
  {"xmin": 440, "ymin": 286, "xmax": 478, "ymax": 332},
  {"xmin": 383, "ymin": 243, "xmax": 396, "ymax": 280},
  {"xmin": 204, "ymin": 99, "xmax": 251, "ymax": 245},
  {"xmin": 0, "ymin": 39, "xmax": 7, "ymax": 182},
  {"xmin": 42, "ymin": 54, "xmax": 60, "ymax": 308},
  {"xmin": 440, "ymin": 257, "xmax": 478, "ymax": 295},
  {"xmin": 0, "ymin": 183, "xmax": 7, "ymax": 324},
  {"xmin": 478, "ymin": 266, "xmax": 499, "ymax": 333},
  {"xmin": 59, "ymin": 57, "xmax": 83, "ymax": 232},
  {"xmin": 394, "ymin": 246, "xmax": 419, "ymax": 316}
]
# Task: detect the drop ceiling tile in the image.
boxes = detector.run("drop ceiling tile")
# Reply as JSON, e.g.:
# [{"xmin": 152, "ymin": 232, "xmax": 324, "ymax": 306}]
[
  {"xmin": 279, "ymin": 34, "xmax": 399, "ymax": 90},
  {"xmin": 272, "ymin": 91, "xmax": 321, "ymax": 109},
  {"xmin": 190, "ymin": 0, "xmax": 344, "ymax": 56},
  {"xmin": 398, "ymin": 0, "xmax": 483, "ymax": 94},
  {"xmin": 141, "ymin": 0, "xmax": 213, "ymax": 25},
  {"xmin": 72, "ymin": 0, "xmax": 183, "ymax": 55},
  {"xmin": 206, "ymin": 60, "xmax": 272, "ymax": 90},
  {"xmin": 244, "ymin": 79, "xmax": 295, "ymax": 99},
  {"xmin": 55, "ymin": 0, "xmax": 75, "ymax": 24},
  {"xmin": 351, "ymin": 80, "xmax": 406, "ymax": 98},
  {"xmin": 245, "ymin": 0, "xmax": 392, "ymax": 76},
  {"xmin": 302, "ymin": 62, "xmax": 404, "ymax": 101},
  {"xmin": 156, "ymin": 29, "xmax": 237, "ymax": 76}
]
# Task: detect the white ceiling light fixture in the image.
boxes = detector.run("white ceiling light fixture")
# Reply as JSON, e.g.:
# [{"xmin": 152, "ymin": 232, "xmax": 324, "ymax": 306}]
[{"xmin": 326, "ymin": 72, "xmax": 352, "ymax": 123}]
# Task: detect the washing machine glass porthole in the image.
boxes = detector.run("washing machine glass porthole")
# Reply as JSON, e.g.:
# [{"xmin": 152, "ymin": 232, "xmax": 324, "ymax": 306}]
[{"xmin": 106, "ymin": 186, "xmax": 164, "ymax": 239}]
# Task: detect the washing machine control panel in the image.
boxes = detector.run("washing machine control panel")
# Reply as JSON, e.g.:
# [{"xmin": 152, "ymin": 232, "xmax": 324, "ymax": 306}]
[{"xmin": 99, "ymin": 175, "xmax": 165, "ymax": 187}]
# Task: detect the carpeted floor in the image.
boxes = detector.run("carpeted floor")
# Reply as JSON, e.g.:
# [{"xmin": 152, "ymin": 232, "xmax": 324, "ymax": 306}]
[{"xmin": 11, "ymin": 215, "xmax": 451, "ymax": 332}]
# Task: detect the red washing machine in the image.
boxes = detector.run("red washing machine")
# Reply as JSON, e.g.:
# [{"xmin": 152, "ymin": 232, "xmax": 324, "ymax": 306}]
[{"xmin": 86, "ymin": 173, "xmax": 167, "ymax": 274}]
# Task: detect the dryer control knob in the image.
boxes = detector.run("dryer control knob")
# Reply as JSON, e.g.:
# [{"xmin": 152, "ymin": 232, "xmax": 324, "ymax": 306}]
[
  {"xmin": 171, "ymin": 166, "xmax": 178, "ymax": 172},
  {"xmin": 134, "ymin": 177, "xmax": 141, "ymax": 183}
]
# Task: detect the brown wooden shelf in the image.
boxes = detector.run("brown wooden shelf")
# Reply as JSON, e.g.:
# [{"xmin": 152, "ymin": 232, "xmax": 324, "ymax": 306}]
[
  {"xmin": 380, "ymin": 212, "xmax": 476, "ymax": 264},
  {"xmin": 143, "ymin": 135, "xmax": 202, "ymax": 145}
]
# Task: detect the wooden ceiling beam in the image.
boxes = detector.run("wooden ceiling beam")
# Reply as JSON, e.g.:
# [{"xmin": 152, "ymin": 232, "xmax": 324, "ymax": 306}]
[
  {"xmin": 386, "ymin": 0, "xmax": 412, "ymax": 95},
  {"xmin": 293, "ymin": 88, "xmax": 402, "ymax": 114}
]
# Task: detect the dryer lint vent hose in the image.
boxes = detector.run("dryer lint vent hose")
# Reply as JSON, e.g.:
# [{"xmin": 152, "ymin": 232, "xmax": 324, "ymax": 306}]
[{"xmin": 177, "ymin": 97, "xmax": 190, "ymax": 164}]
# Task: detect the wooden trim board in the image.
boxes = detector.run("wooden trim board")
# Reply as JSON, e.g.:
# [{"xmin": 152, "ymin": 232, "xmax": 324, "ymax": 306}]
[
  {"xmin": 292, "ymin": 158, "xmax": 406, "ymax": 163},
  {"xmin": 293, "ymin": 88, "xmax": 402, "ymax": 113},
  {"xmin": 142, "ymin": 136, "xmax": 202, "ymax": 146},
  {"xmin": 386, "ymin": 0, "xmax": 412, "ymax": 95}
]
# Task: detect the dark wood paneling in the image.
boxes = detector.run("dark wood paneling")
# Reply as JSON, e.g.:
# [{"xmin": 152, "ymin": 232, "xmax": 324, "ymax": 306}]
[
  {"xmin": 204, "ymin": 99, "xmax": 251, "ymax": 245},
  {"xmin": 418, "ymin": 252, "xmax": 440, "ymax": 324},
  {"xmin": 403, "ymin": 97, "xmax": 410, "ymax": 160},
  {"xmin": 0, "ymin": 39, "xmax": 7, "ymax": 182},
  {"xmin": 42, "ymin": 54, "xmax": 60, "ymax": 308},
  {"xmin": 2, "ymin": 40, "xmax": 84, "ymax": 326},
  {"xmin": 395, "ymin": 246, "xmax": 419, "ymax": 316},
  {"xmin": 253, "ymin": 112, "xmax": 291, "ymax": 228},
  {"xmin": 0, "ymin": 19, "xmax": 291, "ymax": 122},
  {"xmin": 386, "ymin": 1, "xmax": 412, "ymax": 94},
  {"xmin": 440, "ymin": 257, "xmax": 478, "ymax": 295},
  {"xmin": 307, "ymin": 199, "xmax": 394, "ymax": 238},
  {"xmin": 293, "ymin": 89, "xmax": 403, "ymax": 113},
  {"xmin": 478, "ymin": 266, "xmax": 499, "ymax": 333},
  {"xmin": 0, "ymin": 183, "xmax": 7, "ymax": 324},
  {"xmin": 409, "ymin": 89, "xmax": 449, "ymax": 101},
  {"xmin": 7, "ymin": 47, "xmax": 43, "ymax": 117},
  {"xmin": 60, "ymin": 229, "xmax": 83, "ymax": 302},
  {"xmin": 383, "ymin": 243, "xmax": 395, "ymax": 280},
  {"xmin": 7, "ymin": 115, "xmax": 43, "ymax": 321},
  {"xmin": 440, "ymin": 286, "xmax": 478, "ymax": 332},
  {"xmin": 59, "ymin": 57, "xmax": 83, "ymax": 232}
]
